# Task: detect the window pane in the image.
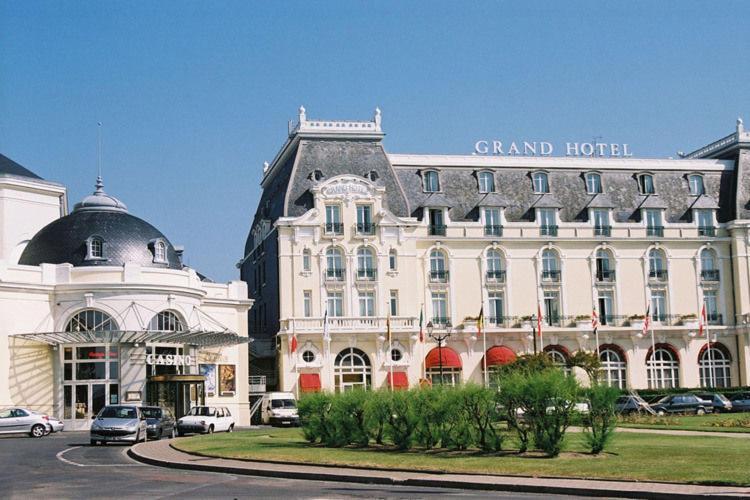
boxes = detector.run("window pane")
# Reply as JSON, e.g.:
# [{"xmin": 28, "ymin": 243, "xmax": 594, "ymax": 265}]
[{"xmin": 76, "ymin": 362, "xmax": 106, "ymax": 380}]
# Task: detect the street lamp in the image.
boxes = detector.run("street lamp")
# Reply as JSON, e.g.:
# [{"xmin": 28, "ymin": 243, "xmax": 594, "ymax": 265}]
[{"xmin": 428, "ymin": 320, "xmax": 453, "ymax": 385}]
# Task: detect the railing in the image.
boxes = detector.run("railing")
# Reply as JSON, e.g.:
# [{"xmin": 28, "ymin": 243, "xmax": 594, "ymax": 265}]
[
  {"xmin": 541, "ymin": 270, "xmax": 561, "ymax": 282},
  {"xmin": 429, "ymin": 270, "xmax": 449, "ymax": 282},
  {"xmin": 248, "ymin": 375, "xmax": 266, "ymax": 394},
  {"xmin": 283, "ymin": 316, "xmax": 417, "ymax": 333},
  {"xmin": 429, "ymin": 224, "xmax": 447, "ymax": 236},
  {"xmin": 707, "ymin": 313, "xmax": 723, "ymax": 325},
  {"xmin": 596, "ymin": 269, "xmax": 616, "ymax": 282},
  {"xmin": 594, "ymin": 225, "xmax": 612, "ymax": 237},
  {"xmin": 325, "ymin": 268, "xmax": 345, "ymax": 280},
  {"xmin": 540, "ymin": 225, "xmax": 558, "ymax": 236},
  {"xmin": 487, "ymin": 316, "xmax": 506, "ymax": 327},
  {"xmin": 431, "ymin": 316, "xmax": 450, "ymax": 326},
  {"xmin": 484, "ymin": 225, "xmax": 503, "ymax": 237},
  {"xmin": 701, "ymin": 269, "xmax": 720, "ymax": 281},
  {"xmin": 698, "ymin": 226, "xmax": 716, "ymax": 237},
  {"xmin": 486, "ymin": 270, "xmax": 506, "ymax": 282},
  {"xmin": 647, "ymin": 226, "xmax": 664, "ymax": 237},
  {"xmin": 356, "ymin": 268, "xmax": 377, "ymax": 280},
  {"xmin": 323, "ymin": 222, "xmax": 344, "ymax": 235},
  {"xmin": 355, "ymin": 222, "xmax": 376, "ymax": 235},
  {"xmin": 649, "ymin": 269, "xmax": 668, "ymax": 280}
]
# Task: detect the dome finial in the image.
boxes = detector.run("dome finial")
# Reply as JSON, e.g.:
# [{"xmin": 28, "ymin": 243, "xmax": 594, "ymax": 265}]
[{"xmin": 95, "ymin": 175, "xmax": 104, "ymax": 193}]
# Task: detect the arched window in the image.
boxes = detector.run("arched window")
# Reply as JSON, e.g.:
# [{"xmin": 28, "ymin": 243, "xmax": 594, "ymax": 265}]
[
  {"xmin": 356, "ymin": 247, "xmax": 376, "ymax": 280},
  {"xmin": 148, "ymin": 311, "xmax": 184, "ymax": 331},
  {"xmin": 638, "ymin": 174, "xmax": 656, "ymax": 194},
  {"xmin": 423, "ymin": 170, "xmax": 440, "ymax": 192},
  {"xmin": 86, "ymin": 236, "xmax": 105, "ymax": 260},
  {"xmin": 153, "ymin": 240, "xmax": 167, "ymax": 263},
  {"xmin": 478, "ymin": 171, "xmax": 495, "ymax": 193},
  {"xmin": 647, "ymin": 346, "xmax": 679, "ymax": 389},
  {"xmin": 532, "ymin": 172, "xmax": 549, "ymax": 194},
  {"xmin": 486, "ymin": 249, "xmax": 504, "ymax": 281},
  {"xmin": 334, "ymin": 347, "xmax": 371, "ymax": 392},
  {"xmin": 541, "ymin": 248, "xmax": 560, "ymax": 281},
  {"xmin": 325, "ymin": 247, "xmax": 344, "ymax": 280},
  {"xmin": 699, "ymin": 343, "xmax": 731, "ymax": 388},
  {"xmin": 429, "ymin": 249, "xmax": 448, "ymax": 282},
  {"xmin": 595, "ymin": 248, "xmax": 614, "ymax": 281},
  {"xmin": 302, "ymin": 248, "xmax": 311, "ymax": 272},
  {"xmin": 545, "ymin": 346, "xmax": 571, "ymax": 375},
  {"xmin": 700, "ymin": 248, "xmax": 718, "ymax": 281},
  {"xmin": 648, "ymin": 248, "xmax": 666, "ymax": 279},
  {"xmin": 600, "ymin": 347, "xmax": 626, "ymax": 389},
  {"xmin": 388, "ymin": 249, "xmax": 397, "ymax": 271},
  {"xmin": 688, "ymin": 174, "xmax": 705, "ymax": 195},
  {"xmin": 65, "ymin": 309, "xmax": 117, "ymax": 332},
  {"xmin": 586, "ymin": 173, "xmax": 602, "ymax": 194}
]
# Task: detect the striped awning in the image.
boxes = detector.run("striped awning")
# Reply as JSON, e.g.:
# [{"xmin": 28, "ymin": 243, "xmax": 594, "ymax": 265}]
[{"xmin": 10, "ymin": 329, "xmax": 253, "ymax": 348}]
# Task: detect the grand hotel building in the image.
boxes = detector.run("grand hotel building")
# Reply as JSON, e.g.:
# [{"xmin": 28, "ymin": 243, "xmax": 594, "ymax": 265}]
[{"xmin": 243, "ymin": 108, "xmax": 750, "ymax": 393}]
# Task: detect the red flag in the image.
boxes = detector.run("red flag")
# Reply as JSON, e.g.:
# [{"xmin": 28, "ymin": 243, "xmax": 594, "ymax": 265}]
[
  {"xmin": 419, "ymin": 308, "xmax": 424, "ymax": 342},
  {"xmin": 290, "ymin": 332, "xmax": 298, "ymax": 353},
  {"xmin": 477, "ymin": 306, "xmax": 484, "ymax": 338},
  {"xmin": 537, "ymin": 302, "xmax": 543, "ymax": 337},
  {"xmin": 699, "ymin": 303, "xmax": 707, "ymax": 337},
  {"xmin": 643, "ymin": 304, "xmax": 651, "ymax": 335},
  {"xmin": 591, "ymin": 308, "xmax": 599, "ymax": 330}
]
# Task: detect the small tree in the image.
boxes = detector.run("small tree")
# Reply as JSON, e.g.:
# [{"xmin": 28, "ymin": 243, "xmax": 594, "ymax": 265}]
[
  {"xmin": 328, "ymin": 389, "xmax": 369, "ymax": 447},
  {"xmin": 412, "ymin": 387, "xmax": 447, "ymax": 449},
  {"xmin": 387, "ymin": 389, "xmax": 418, "ymax": 450},
  {"xmin": 495, "ymin": 370, "xmax": 532, "ymax": 453},
  {"xmin": 582, "ymin": 383, "xmax": 619, "ymax": 454},
  {"xmin": 363, "ymin": 390, "xmax": 390, "ymax": 445},
  {"xmin": 525, "ymin": 369, "xmax": 579, "ymax": 456},
  {"xmin": 297, "ymin": 392, "xmax": 333, "ymax": 444},
  {"xmin": 569, "ymin": 350, "xmax": 602, "ymax": 385},
  {"xmin": 459, "ymin": 384, "xmax": 504, "ymax": 452}
]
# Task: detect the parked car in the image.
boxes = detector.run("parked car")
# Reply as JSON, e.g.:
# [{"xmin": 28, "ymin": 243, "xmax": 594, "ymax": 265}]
[
  {"xmin": 729, "ymin": 393, "xmax": 750, "ymax": 412},
  {"xmin": 90, "ymin": 405, "xmax": 147, "ymax": 445},
  {"xmin": 615, "ymin": 395, "xmax": 655, "ymax": 415},
  {"xmin": 141, "ymin": 406, "xmax": 176, "ymax": 440},
  {"xmin": 696, "ymin": 393, "xmax": 733, "ymax": 413},
  {"xmin": 651, "ymin": 394, "xmax": 713, "ymax": 415},
  {"xmin": 0, "ymin": 407, "xmax": 51, "ymax": 437},
  {"xmin": 176, "ymin": 406, "xmax": 234, "ymax": 436},
  {"xmin": 31, "ymin": 411, "xmax": 64, "ymax": 433},
  {"xmin": 261, "ymin": 392, "xmax": 299, "ymax": 426}
]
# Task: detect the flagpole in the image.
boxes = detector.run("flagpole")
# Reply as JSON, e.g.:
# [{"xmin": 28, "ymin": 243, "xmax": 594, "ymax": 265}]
[
  {"xmin": 482, "ymin": 311, "xmax": 488, "ymax": 388},
  {"xmin": 704, "ymin": 304, "xmax": 714, "ymax": 388},
  {"xmin": 387, "ymin": 312, "xmax": 394, "ymax": 393}
]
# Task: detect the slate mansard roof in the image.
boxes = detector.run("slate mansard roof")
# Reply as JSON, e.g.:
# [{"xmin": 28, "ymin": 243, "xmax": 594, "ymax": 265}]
[{"xmin": 0, "ymin": 153, "xmax": 43, "ymax": 180}]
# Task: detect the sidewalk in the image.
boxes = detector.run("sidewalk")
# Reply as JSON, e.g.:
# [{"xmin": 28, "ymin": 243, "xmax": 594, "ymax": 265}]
[{"xmin": 129, "ymin": 440, "xmax": 750, "ymax": 499}]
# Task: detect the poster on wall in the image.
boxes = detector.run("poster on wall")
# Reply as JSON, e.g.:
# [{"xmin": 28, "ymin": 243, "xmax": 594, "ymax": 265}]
[
  {"xmin": 219, "ymin": 364, "xmax": 236, "ymax": 396},
  {"xmin": 199, "ymin": 364, "xmax": 217, "ymax": 397}
]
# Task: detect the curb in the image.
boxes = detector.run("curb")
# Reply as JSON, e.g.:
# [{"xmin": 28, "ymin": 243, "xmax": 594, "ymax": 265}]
[{"xmin": 127, "ymin": 443, "xmax": 747, "ymax": 499}]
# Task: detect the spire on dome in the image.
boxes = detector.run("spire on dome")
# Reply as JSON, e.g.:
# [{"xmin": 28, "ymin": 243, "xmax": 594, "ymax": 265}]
[{"xmin": 73, "ymin": 176, "xmax": 128, "ymax": 212}]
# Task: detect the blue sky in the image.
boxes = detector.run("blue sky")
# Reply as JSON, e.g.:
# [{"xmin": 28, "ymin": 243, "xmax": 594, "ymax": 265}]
[{"xmin": 2, "ymin": 1, "xmax": 749, "ymax": 282}]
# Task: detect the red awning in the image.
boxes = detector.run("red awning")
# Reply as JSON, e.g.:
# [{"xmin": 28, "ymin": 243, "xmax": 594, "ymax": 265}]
[
  {"xmin": 485, "ymin": 346, "xmax": 516, "ymax": 367},
  {"xmin": 425, "ymin": 347, "xmax": 462, "ymax": 368},
  {"xmin": 387, "ymin": 371, "xmax": 409, "ymax": 389},
  {"xmin": 299, "ymin": 373, "xmax": 321, "ymax": 392}
]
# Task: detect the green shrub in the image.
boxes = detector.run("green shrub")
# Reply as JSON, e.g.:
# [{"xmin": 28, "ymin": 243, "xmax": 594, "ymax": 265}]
[
  {"xmin": 363, "ymin": 389, "xmax": 391, "ymax": 445},
  {"xmin": 496, "ymin": 370, "xmax": 533, "ymax": 452},
  {"xmin": 412, "ymin": 387, "xmax": 447, "ymax": 449},
  {"xmin": 439, "ymin": 388, "xmax": 474, "ymax": 450},
  {"xmin": 327, "ymin": 389, "xmax": 369, "ymax": 447},
  {"xmin": 387, "ymin": 389, "xmax": 418, "ymax": 450},
  {"xmin": 582, "ymin": 384, "xmax": 619, "ymax": 454},
  {"xmin": 526, "ymin": 369, "xmax": 579, "ymax": 456},
  {"xmin": 298, "ymin": 392, "xmax": 333, "ymax": 444},
  {"xmin": 459, "ymin": 384, "xmax": 504, "ymax": 452}
]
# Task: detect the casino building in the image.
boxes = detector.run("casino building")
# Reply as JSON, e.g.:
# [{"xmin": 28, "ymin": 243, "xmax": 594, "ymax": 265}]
[
  {"xmin": 243, "ymin": 108, "xmax": 750, "ymax": 394},
  {"xmin": 0, "ymin": 155, "xmax": 252, "ymax": 429}
]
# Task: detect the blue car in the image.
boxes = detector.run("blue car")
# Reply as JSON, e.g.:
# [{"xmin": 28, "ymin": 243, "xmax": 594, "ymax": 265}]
[{"xmin": 729, "ymin": 393, "xmax": 750, "ymax": 412}]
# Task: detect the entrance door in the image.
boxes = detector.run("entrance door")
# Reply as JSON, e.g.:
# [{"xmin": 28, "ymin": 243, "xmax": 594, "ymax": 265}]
[{"xmin": 64, "ymin": 383, "xmax": 114, "ymax": 430}]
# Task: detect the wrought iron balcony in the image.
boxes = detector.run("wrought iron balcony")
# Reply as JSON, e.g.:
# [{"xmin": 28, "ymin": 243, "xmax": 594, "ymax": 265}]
[
  {"xmin": 707, "ymin": 313, "xmax": 723, "ymax": 325},
  {"xmin": 355, "ymin": 222, "xmax": 376, "ymax": 235},
  {"xmin": 698, "ymin": 226, "xmax": 716, "ymax": 237},
  {"xmin": 649, "ymin": 269, "xmax": 668, "ymax": 280},
  {"xmin": 540, "ymin": 225, "xmax": 558, "ymax": 236},
  {"xmin": 429, "ymin": 224, "xmax": 447, "ymax": 236},
  {"xmin": 356, "ymin": 268, "xmax": 377, "ymax": 280},
  {"xmin": 701, "ymin": 269, "xmax": 720, "ymax": 282},
  {"xmin": 325, "ymin": 268, "xmax": 345, "ymax": 280},
  {"xmin": 487, "ymin": 316, "xmax": 506, "ymax": 326},
  {"xmin": 323, "ymin": 222, "xmax": 344, "ymax": 235},
  {"xmin": 596, "ymin": 269, "xmax": 616, "ymax": 282},
  {"xmin": 429, "ymin": 270, "xmax": 449, "ymax": 283},
  {"xmin": 484, "ymin": 225, "xmax": 503, "ymax": 237},
  {"xmin": 646, "ymin": 225, "xmax": 664, "ymax": 237},
  {"xmin": 541, "ymin": 270, "xmax": 561, "ymax": 282},
  {"xmin": 594, "ymin": 225, "xmax": 612, "ymax": 237},
  {"xmin": 431, "ymin": 316, "xmax": 450, "ymax": 326},
  {"xmin": 486, "ymin": 270, "xmax": 506, "ymax": 282}
]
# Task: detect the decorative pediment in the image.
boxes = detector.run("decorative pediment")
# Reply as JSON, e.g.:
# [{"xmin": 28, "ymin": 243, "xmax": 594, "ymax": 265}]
[{"xmin": 312, "ymin": 175, "xmax": 385, "ymax": 203}]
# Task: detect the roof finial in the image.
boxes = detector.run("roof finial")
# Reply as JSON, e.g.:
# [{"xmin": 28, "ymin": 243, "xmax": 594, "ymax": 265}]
[
  {"xmin": 298, "ymin": 105, "xmax": 306, "ymax": 123},
  {"xmin": 263, "ymin": 161, "xmax": 270, "ymax": 173},
  {"xmin": 738, "ymin": 117, "xmax": 744, "ymax": 134},
  {"xmin": 96, "ymin": 121, "xmax": 103, "ymax": 185},
  {"xmin": 374, "ymin": 107, "xmax": 382, "ymax": 129}
]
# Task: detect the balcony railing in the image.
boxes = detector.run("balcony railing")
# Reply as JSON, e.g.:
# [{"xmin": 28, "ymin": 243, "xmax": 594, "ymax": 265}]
[
  {"xmin": 701, "ymin": 269, "xmax": 720, "ymax": 281},
  {"xmin": 429, "ymin": 224, "xmax": 447, "ymax": 236},
  {"xmin": 356, "ymin": 268, "xmax": 377, "ymax": 280},
  {"xmin": 698, "ymin": 226, "xmax": 716, "ymax": 237},
  {"xmin": 283, "ymin": 316, "xmax": 417, "ymax": 333},
  {"xmin": 325, "ymin": 268, "xmax": 345, "ymax": 280},
  {"xmin": 484, "ymin": 225, "xmax": 503, "ymax": 237},
  {"xmin": 649, "ymin": 269, "xmax": 668, "ymax": 280},
  {"xmin": 355, "ymin": 222, "xmax": 376, "ymax": 235},
  {"xmin": 431, "ymin": 316, "xmax": 450, "ymax": 326},
  {"xmin": 707, "ymin": 313, "xmax": 723, "ymax": 325},
  {"xmin": 540, "ymin": 225, "xmax": 558, "ymax": 236},
  {"xmin": 486, "ymin": 270, "xmax": 506, "ymax": 282},
  {"xmin": 487, "ymin": 316, "xmax": 506, "ymax": 326},
  {"xmin": 429, "ymin": 270, "xmax": 449, "ymax": 282},
  {"xmin": 647, "ymin": 225, "xmax": 664, "ymax": 237},
  {"xmin": 596, "ymin": 269, "xmax": 616, "ymax": 282},
  {"xmin": 323, "ymin": 222, "xmax": 344, "ymax": 235},
  {"xmin": 541, "ymin": 270, "xmax": 561, "ymax": 282},
  {"xmin": 594, "ymin": 225, "xmax": 612, "ymax": 237}
]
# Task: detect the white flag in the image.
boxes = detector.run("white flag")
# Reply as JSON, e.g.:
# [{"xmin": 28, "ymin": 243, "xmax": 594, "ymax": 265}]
[{"xmin": 323, "ymin": 310, "xmax": 330, "ymax": 341}]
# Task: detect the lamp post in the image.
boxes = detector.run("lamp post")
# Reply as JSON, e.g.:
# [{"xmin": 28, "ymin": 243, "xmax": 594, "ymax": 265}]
[{"xmin": 428, "ymin": 320, "xmax": 453, "ymax": 385}]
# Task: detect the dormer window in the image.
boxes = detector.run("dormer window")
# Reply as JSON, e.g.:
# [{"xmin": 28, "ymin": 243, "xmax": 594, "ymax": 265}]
[
  {"xmin": 532, "ymin": 172, "xmax": 549, "ymax": 194},
  {"xmin": 311, "ymin": 169, "xmax": 324, "ymax": 181},
  {"xmin": 688, "ymin": 174, "xmax": 705, "ymax": 195},
  {"xmin": 478, "ymin": 171, "xmax": 495, "ymax": 193},
  {"xmin": 586, "ymin": 173, "xmax": 602, "ymax": 194},
  {"xmin": 423, "ymin": 170, "xmax": 440, "ymax": 193},
  {"xmin": 150, "ymin": 239, "xmax": 169, "ymax": 264},
  {"xmin": 86, "ymin": 236, "xmax": 105, "ymax": 261},
  {"xmin": 638, "ymin": 174, "xmax": 656, "ymax": 195}
]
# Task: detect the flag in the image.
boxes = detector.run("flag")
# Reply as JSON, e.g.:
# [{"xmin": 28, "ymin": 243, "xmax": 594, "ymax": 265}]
[
  {"xmin": 537, "ymin": 302, "xmax": 543, "ymax": 337},
  {"xmin": 419, "ymin": 308, "xmax": 424, "ymax": 342},
  {"xmin": 477, "ymin": 306, "xmax": 484, "ymax": 338},
  {"xmin": 386, "ymin": 312, "xmax": 392, "ymax": 344},
  {"xmin": 591, "ymin": 308, "xmax": 599, "ymax": 330},
  {"xmin": 290, "ymin": 332, "xmax": 298, "ymax": 353},
  {"xmin": 323, "ymin": 310, "xmax": 330, "ymax": 341},
  {"xmin": 699, "ymin": 303, "xmax": 707, "ymax": 337},
  {"xmin": 643, "ymin": 303, "xmax": 651, "ymax": 335}
]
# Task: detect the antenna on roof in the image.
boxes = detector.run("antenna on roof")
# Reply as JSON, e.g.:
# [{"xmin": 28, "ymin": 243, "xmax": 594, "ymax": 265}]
[{"xmin": 96, "ymin": 122, "xmax": 104, "ymax": 191}]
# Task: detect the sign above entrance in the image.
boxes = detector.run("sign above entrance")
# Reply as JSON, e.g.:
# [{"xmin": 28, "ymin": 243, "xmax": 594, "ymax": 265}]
[
  {"xmin": 146, "ymin": 353, "xmax": 194, "ymax": 366},
  {"xmin": 473, "ymin": 140, "xmax": 633, "ymax": 158}
]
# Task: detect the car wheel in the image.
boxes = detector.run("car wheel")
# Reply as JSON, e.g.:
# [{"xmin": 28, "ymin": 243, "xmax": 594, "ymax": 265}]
[
  {"xmin": 207, "ymin": 425, "xmax": 214, "ymax": 434},
  {"xmin": 156, "ymin": 429, "xmax": 162, "ymax": 440},
  {"xmin": 657, "ymin": 409, "xmax": 666, "ymax": 416},
  {"xmin": 30, "ymin": 424, "xmax": 46, "ymax": 438},
  {"xmin": 227, "ymin": 424, "xmax": 234, "ymax": 433},
  {"xmin": 90, "ymin": 439, "xmax": 98, "ymax": 446},
  {"xmin": 176, "ymin": 429, "xmax": 183, "ymax": 437},
  {"xmin": 697, "ymin": 407, "xmax": 706, "ymax": 416}
]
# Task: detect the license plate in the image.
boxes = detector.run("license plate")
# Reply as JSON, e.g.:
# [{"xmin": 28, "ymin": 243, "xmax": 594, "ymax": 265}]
[{"xmin": 281, "ymin": 421, "xmax": 291, "ymax": 425}]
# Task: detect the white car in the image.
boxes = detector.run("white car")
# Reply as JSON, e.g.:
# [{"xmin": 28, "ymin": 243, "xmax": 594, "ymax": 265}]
[
  {"xmin": 176, "ymin": 406, "xmax": 234, "ymax": 435},
  {"xmin": 261, "ymin": 392, "xmax": 299, "ymax": 426},
  {"xmin": 0, "ymin": 407, "xmax": 51, "ymax": 437}
]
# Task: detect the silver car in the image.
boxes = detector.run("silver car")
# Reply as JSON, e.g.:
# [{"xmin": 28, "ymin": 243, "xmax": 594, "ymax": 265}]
[
  {"xmin": 31, "ymin": 411, "xmax": 64, "ymax": 433},
  {"xmin": 90, "ymin": 405, "xmax": 147, "ymax": 445},
  {"xmin": 0, "ymin": 407, "xmax": 51, "ymax": 438}
]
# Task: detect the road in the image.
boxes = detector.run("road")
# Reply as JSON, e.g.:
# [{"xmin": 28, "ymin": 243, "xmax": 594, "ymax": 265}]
[{"xmin": 0, "ymin": 432, "xmax": 584, "ymax": 499}]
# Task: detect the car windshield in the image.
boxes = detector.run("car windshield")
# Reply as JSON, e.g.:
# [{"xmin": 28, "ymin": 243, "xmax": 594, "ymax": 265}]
[
  {"xmin": 140, "ymin": 408, "xmax": 162, "ymax": 418},
  {"xmin": 615, "ymin": 396, "xmax": 629, "ymax": 404},
  {"xmin": 656, "ymin": 396, "xmax": 671, "ymax": 404},
  {"xmin": 99, "ymin": 407, "xmax": 137, "ymax": 419},
  {"xmin": 717, "ymin": 394, "xmax": 731, "ymax": 403},
  {"xmin": 271, "ymin": 399, "xmax": 297, "ymax": 409},
  {"xmin": 188, "ymin": 407, "xmax": 216, "ymax": 416}
]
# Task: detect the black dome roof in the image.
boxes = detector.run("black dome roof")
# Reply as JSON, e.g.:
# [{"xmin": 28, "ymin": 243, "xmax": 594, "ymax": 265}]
[{"xmin": 19, "ymin": 178, "xmax": 182, "ymax": 269}]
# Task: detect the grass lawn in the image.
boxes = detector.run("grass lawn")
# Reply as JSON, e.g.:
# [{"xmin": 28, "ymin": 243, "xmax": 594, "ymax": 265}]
[
  {"xmin": 617, "ymin": 412, "xmax": 750, "ymax": 433},
  {"xmin": 174, "ymin": 427, "xmax": 750, "ymax": 486}
]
